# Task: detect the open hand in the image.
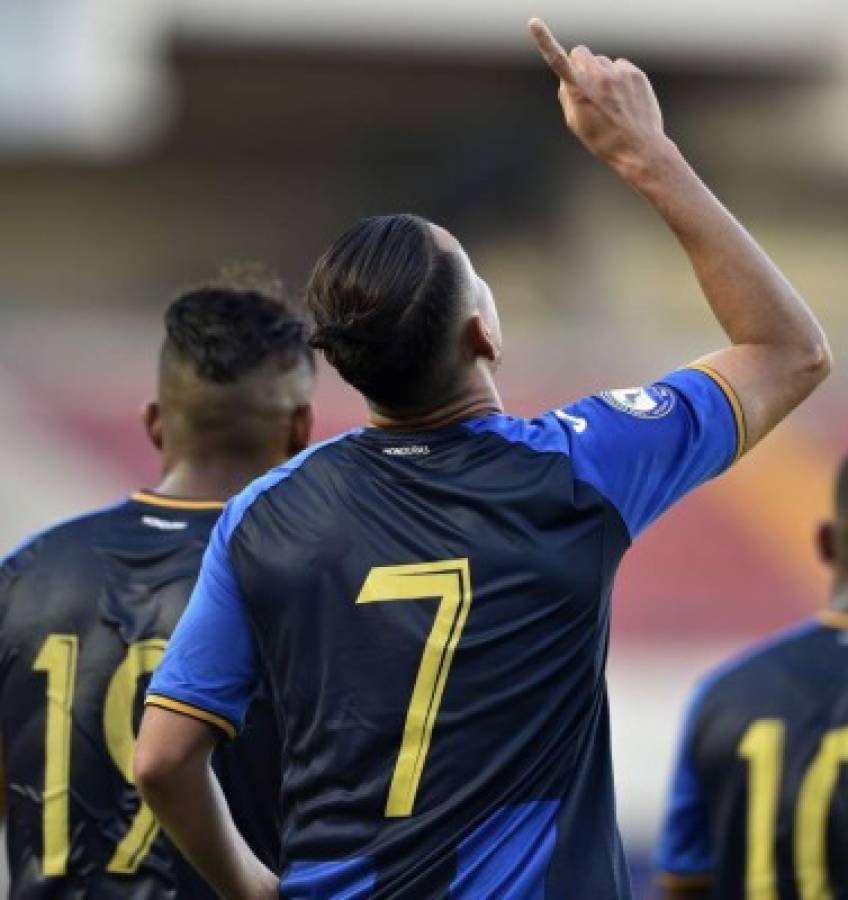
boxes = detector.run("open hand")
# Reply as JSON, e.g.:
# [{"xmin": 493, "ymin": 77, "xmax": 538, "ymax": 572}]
[{"xmin": 528, "ymin": 18, "xmax": 669, "ymax": 180}]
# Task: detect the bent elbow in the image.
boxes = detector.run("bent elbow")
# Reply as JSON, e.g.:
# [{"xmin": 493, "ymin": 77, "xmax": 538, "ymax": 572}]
[{"xmin": 802, "ymin": 335, "xmax": 833, "ymax": 385}]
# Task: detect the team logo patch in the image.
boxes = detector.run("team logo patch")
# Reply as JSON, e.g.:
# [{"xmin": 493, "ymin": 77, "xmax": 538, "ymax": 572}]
[{"xmin": 600, "ymin": 385, "xmax": 676, "ymax": 419}]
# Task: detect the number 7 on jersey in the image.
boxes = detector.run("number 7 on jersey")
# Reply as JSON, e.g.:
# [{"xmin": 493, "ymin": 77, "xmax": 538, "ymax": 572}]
[{"xmin": 356, "ymin": 559, "xmax": 472, "ymax": 818}]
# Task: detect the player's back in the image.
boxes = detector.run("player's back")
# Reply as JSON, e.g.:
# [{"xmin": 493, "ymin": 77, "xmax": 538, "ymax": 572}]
[
  {"xmin": 0, "ymin": 493, "xmax": 281, "ymax": 899},
  {"xmin": 227, "ymin": 420, "xmax": 629, "ymax": 897},
  {"xmin": 659, "ymin": 616, "xmax": 848, "ymax": 899},
  {"xmin": 149, "ymin": 368, "xmax": 746, "ymax": 899}
]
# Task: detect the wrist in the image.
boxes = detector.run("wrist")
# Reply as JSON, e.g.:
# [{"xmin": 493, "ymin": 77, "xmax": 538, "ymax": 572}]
[{"xmin": 613, "ymin": 137, "xmax": 686, "ymax": 193}]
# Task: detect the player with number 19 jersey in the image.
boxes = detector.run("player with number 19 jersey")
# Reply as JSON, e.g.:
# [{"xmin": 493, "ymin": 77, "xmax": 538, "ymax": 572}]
[
  {"xmin": 0, "ymin": 493, "xmax": 281, "ymax": 899},
  {"xmin": 148, "ymin": 365, "xmax": 745, "ymax": 899}
]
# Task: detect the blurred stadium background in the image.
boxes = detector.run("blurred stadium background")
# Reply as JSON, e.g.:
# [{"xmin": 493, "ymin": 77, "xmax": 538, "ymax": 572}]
[{"xmin": 1, "ymin": 1, "xmax": 847, "ymax": 895}]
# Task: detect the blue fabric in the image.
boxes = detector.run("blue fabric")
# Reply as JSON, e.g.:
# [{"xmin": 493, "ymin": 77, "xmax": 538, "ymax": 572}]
[
  {"xmin": 464, "ymin": 369, "xmax": 738, "ymax": 540},
  {"xmin": 450, "ymin": 801, "xmax": 560, "ymax": 899},
  {"xmin": 654, "ymin": 679, "xmax": 714, "ymax": 878},
  {"xmin": 147, "ymin": 432, "xmax": 360, "ymax": 733},
  {"xmin": 563, "ymin": 369, "xmax": 738, "ymax": 538},
  {"xmin": 146, "ymin": 516, "xmax": 260, "ymax": 732},
  {"xmin": 280, "ymin": 857, "xmax": 376, "ymax": 899}
]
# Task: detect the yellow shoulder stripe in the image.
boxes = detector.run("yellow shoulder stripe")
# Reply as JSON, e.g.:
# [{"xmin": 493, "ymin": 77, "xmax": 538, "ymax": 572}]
[
  {"xmin": 131, "ymin": 492, "xmax": 225, "ymax": 511},
  {"xmin": 657, "ymin": 872, "xmax": 715, "ymax": 889},
  {"xmin": 685, "ymin": 364, "xmax": 747, "ymax": 463},
  {"xmin": 144, "ymin": 694, "xmax": 237, "ymax": 739}
]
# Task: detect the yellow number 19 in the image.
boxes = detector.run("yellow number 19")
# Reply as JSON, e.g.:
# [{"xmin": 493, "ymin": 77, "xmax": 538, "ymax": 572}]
[
  {"xmin": 33, "ymin": 635, "xmax": 166, "ymax": 877},
  {"xmin": 357, "ymin": 559, "xmax": 473, "ymax": 817}
]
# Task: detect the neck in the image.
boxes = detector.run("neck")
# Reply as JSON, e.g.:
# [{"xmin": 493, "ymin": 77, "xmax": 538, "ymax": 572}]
[
  {"xmin": 831, "ymin": 579, "xmax": 848, "ymax": 614},
  {"xmin": 154, "ymin": 456, "xmax": 277, "ymax": 502},
  {"xmin": 368, "ymin": 369, "xmax": 503, "ymax": 432}
]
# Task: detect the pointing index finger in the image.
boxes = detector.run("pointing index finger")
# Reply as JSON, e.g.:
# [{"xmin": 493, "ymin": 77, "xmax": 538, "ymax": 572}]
[{"xmin": 528, "ymin": 17, "xmax": 577, "ymax": 85}]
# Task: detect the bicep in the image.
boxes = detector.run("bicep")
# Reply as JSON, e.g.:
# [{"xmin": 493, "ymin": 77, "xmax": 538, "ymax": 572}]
[
  {"xmin": 136, "ymin": 706, "xmax": 219, "ymax": 775},
  {"xmin": 694, "ymin": 343, "xmax": 816, "ymax": 450}
]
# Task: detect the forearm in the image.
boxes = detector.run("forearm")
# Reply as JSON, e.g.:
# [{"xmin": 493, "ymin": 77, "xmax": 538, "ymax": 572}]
[
  {"xmin": 626, "ymin": 140, "xmax": 828, "ymax": 363},
  {"xmin": 138, "ymin": 753, "xmax": 277, "ymax": 900}
]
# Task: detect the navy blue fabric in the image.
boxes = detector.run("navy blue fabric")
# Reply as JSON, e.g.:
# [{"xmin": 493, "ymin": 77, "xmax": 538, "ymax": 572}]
[
  {"xmin": 148, "ymin": 432, "xmax": 360, "ymax": 731},
  {"xmin": 656, "ymin": 619, "xmax": 848, "ymax": 898},
  {"xmin": 148, "ymin": 371, "xmax": 739, "ymax": 898},
  {"xmin": 463, "ymin": 368, "xmax": 738, "ymax": 539},
  {"xmin": 0, "ymin": 495, "xmax": 282, "ymax": 898}
]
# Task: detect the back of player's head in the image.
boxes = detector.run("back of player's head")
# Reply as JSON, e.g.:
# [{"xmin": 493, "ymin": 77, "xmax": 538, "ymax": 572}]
[
  {"xmin": 162, "ymin": 265, "xmax": 314, "ymax": 393},
  {"xmin": 154, "ymin": 264, "xmax": 315, "ymax": 461},
  {"xmin": 306, "ymin": 214, "xmax": 468, "ymax": 410}
]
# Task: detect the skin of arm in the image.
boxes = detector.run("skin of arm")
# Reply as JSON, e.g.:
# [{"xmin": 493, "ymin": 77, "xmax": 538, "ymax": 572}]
[
  {"xmin": 661, "ymin": 886, "xmax": 710, "ymax": 900},
  {"xmin": 134, "ymin": 707, "xmax": 278, "ymax": 900},
  {"xmin": 529, "ymin": 19, "xmax": 831, "ymax": 450}
]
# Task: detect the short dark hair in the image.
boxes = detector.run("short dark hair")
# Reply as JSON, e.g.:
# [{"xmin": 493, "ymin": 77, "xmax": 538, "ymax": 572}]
[
  {"xmin": 307, "ymin": 214, "xmax": 465, "ymax": 409},
  {"xmin": 163, "ymin": 265, "xmax": 314, "ymax": 384}
]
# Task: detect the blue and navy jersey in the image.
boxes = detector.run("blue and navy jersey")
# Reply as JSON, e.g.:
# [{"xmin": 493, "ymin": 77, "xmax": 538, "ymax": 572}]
[
  {"xmin": 656, "ymin": 614, "xmax": 848, "ymax": 899},
  {"xmin": 148, "ymin": 365, "xmax": 744, "ymax": 900},
  {"xmin": 0, "ymin": 493, "xmax": 283, "ymax": 900}
]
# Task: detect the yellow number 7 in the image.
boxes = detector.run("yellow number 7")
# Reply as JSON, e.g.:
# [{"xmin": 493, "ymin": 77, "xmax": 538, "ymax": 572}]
[{"xmin": 356, "ymin": 559, "xmax": 472, "ymax": 818}]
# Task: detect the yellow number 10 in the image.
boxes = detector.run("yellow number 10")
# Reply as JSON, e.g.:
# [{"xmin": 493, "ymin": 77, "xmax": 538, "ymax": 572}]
[
  {"xmin": 33, "ymin": 635, "xmax": 167, "ymax": 877},
  {"xmin": 739, "ymin": 718, "xmax": 848, "ymax": 899},
  {"xmin": 357, "ymin": 559, "xmax": 473, "ymax": 818}
]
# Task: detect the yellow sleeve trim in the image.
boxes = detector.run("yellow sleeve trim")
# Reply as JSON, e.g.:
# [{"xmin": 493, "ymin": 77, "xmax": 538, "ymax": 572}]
[
  {"xmin": 131, "ymin": 491, "xmax": 225, "ymax": 511},
  {"xmin": 685, "ymin": 364, "xmax": 747, "ymax": 463},
  {"xmin": 145, "ymin": 694, "xmax": 237, "ymax": 739},
  {"xmin": 657, "ymin": 872, "xmax": 714, "ymax": 889}
]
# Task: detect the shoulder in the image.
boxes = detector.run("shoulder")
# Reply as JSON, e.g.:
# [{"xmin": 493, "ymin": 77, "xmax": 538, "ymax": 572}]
[
  {"xmin": 691, "ymin": 620, "xmax": 822, "ymax": 715},
  {"xmin": 218, "ymin": 430, "xmax": 362, "ymax": 545},
  {"xmin": 461, "ymin": 410, "xmax": 572, "ymax": 456},
  {"xmin": 1, "ymin": 497, "xmax": 131, "ymax": 574}
]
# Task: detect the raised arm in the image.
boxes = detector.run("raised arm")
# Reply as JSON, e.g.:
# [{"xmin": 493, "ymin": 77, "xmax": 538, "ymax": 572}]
[{"xmin": 529, "ymin": 19, "xmax": 831, "ymax": 450}]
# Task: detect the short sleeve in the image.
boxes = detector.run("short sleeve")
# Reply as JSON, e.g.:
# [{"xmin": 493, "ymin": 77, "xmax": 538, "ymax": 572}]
[
  {"xmin": 146, "ymin": 506, "xmax": 259, "ymax": 739},
  {"xmin": 558, "ymin": 365, "xmax": 746, "ymax": 539},
  {"xmin": 654, "ymin": 685, "xmax": 714, "ymax": 888}
]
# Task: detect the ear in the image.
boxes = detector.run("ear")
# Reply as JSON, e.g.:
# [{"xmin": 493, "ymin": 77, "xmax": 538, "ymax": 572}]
[
  {"xmin": 142, "ymin": 401, "xmax": 164, "ymax": 452},
  {"xmin": 466, "ymin": 314, "xmax": 498, "ymax": 363},
  {"xmin": 817, "ymin": 521, "xmax": 836, "ymax": 566},
  {"xmin": 287, "ymin": 404, "xmax": 315, "ymax": 457}
]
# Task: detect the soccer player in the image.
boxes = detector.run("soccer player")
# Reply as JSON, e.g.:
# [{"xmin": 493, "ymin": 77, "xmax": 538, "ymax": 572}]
[
  {"xmin": 135, "ymin": 19, "xmax": 831, "ymax": 900},
  {"xmin": 655, "ymin": 461, "xmax": 848, "ymax": 899},
  {"xmin": 0, "ymin": 279, "xmax": 315, "ymax": 898}
]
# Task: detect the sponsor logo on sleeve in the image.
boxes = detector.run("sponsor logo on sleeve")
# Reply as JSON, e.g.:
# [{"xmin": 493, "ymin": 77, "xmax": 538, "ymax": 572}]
[
  {"xmin": 554, "ymin": 410, "xmax": 588, "ymax": 434},
  {"xmin": 600, "ymin": 385, "xmax": 676, "ymax": 419}
]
